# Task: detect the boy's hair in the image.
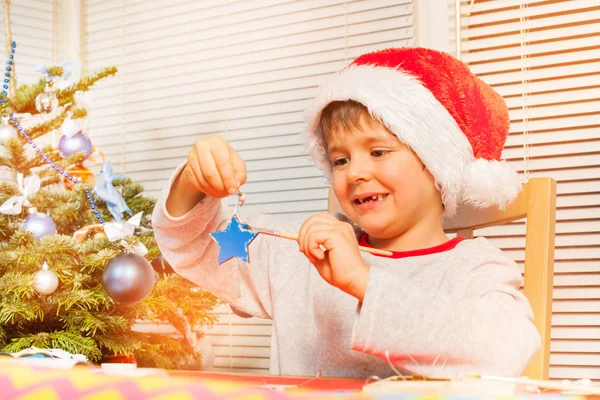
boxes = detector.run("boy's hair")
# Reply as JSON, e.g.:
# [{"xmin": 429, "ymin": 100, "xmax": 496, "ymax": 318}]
[
  {"xmin": 317, "ymin": 100, "xmax": 372, "ymax": 152},
  {"xmin": 317, "ymin": 100, "xmax": 428, "ymax": 174}
]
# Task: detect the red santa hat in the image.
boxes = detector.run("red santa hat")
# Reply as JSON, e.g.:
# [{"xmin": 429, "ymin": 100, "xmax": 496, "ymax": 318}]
[{"xmin": 304, "ymin": 47, "xmax": 523, "ymax": 217}]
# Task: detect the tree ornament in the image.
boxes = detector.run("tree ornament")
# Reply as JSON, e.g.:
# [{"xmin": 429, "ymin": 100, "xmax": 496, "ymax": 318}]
[
  {"xmin": 60, "ymin": 113, "xmax": 81, "ymax": 137},
  {"xmin": 63, "ymin": 162, "xmax": 94, "ymax": 190},
  {"xmin": 102, "ymin": 253, "xmax": 155, "ymax": 304},
  {"xmin": 209, "ymin": 191, "xmax": 257, "ymax": 264},
  {"xmin": 0, "ymin": 116, "xmax": 17, "ymax": 144},
  {"xmin": 9, "ymin": 114, "xmax": 105, "ymax": 225},
  {"xmin": 21, "ymin": 208, "xmax": 57, "ymax": 239},
  {"xmin": 151, "ymin": 254, "xmax": 175, "ymax": 276},
  {"xmin": 0, "ymin": 173, "xmax": 40, "ymax": 215},
  {"xmin": 94, "ymin": 161, "xmax": 132, "ymax": 222},
  {"xmin": 35, "ymin": 84, "xmax": 58, "ymax": 114},
  {"xmin": 58, "ymin": 132, "xmax": 93, "ymax": 159},
  {"xmin": 34, "ymin": 262, "xmax": 59, "ymax": 295},
  {"xmin": 210, "ymin": 215, "xmax": 258, "ymax": 264}
]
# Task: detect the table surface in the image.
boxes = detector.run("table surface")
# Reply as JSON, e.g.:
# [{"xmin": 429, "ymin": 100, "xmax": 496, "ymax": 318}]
[
  {"xmin": 171, "ymin": 369, "xmax": 367, "ymax": 391},
  {"xmin": 0, "ymin": 360, "xmax": 368, "ymax": 399},
  {"xmin": 0, "ymin": 360, "xmax": 593, "ymax": 399}
]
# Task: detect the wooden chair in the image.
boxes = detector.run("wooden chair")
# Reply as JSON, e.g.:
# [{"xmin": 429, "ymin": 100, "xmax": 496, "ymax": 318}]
[{"xmin": 327, "ymin": 177, "xmax": 557, "ymax": 380}]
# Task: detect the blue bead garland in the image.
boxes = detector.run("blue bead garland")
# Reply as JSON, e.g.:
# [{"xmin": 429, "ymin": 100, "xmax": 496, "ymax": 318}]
[
  {"xmin": 9, "ymin": 114, "xmax": 104, "ymax": 225},
  {"xmin": 4, "ymin": 41, "xmax": 104, "ymax": 225}
]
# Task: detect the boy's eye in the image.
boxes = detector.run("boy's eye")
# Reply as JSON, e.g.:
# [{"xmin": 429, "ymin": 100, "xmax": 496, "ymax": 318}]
[
  {"xmin": 371, "ymin": 150, "xmax": 389, "ymax": 157},
  {"xmin": 333, "ymin": 158, "xmax": 348, "ymax": 167}
]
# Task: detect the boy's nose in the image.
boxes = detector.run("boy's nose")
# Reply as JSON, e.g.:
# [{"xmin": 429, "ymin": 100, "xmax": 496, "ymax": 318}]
[{"xmin": 346, "ymin": 160, "xmax": 372, "ymax": 183}]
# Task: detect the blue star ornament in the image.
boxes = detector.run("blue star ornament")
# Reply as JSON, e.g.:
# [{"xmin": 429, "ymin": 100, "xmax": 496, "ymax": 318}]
[{"xmin": 210, "ymin": 216, "xmax": 258, "ymax": 264}]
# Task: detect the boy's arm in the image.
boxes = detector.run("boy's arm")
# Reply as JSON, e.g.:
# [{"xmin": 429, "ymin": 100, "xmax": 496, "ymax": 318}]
[
  {"xmin": 152, "ymin": 163, "xmax": 294, "ymax": 319},
  {"xmin": 350, "ymin": 248, "xmax": 541, "ymax": 377},
  {"xmin": 165, "ymin": 163, "xmax": 206, "ymax": 217}
]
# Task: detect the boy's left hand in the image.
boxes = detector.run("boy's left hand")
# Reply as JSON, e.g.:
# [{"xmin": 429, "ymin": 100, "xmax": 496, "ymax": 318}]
[{"xmin": 298, "ymin": 212, "xmax": 369, "ymax": 301}]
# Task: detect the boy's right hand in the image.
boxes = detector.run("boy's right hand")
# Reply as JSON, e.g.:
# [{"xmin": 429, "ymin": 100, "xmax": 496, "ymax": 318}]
[
  {"xmin": 166, "ymin": 136, "xmax": 246, "ymax": 217},
  {"xmin": 181, "ymin": 136, "xmax": 247, "ymax": 199}
]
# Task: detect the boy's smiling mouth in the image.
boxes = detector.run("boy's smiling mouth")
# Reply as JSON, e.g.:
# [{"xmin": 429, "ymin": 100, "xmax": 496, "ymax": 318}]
[{"xmin": 352, "ymin": 193, "xmax": 389, "ymax": 209}]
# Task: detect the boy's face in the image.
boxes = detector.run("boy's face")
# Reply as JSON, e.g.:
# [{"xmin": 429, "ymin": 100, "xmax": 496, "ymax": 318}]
[{"xmin": 327, "ymin": 116, "xmax": 443, "ymax": 241}]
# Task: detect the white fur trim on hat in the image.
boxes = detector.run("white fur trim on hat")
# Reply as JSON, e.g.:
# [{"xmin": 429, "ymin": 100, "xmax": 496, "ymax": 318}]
[
  {"xmin": 304, "ymin": 64, "xmax": 475, "ymax": 216},
  {"xmin": 461, "ymin": 159, "xmax": 523, "ymax": 210}
]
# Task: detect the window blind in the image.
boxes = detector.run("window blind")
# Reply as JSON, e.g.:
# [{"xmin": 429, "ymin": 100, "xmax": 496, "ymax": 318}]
[
  {"xmin": 0, "ymin": 0, "xmax": 55, "ymax": 181},
  {"xmin": 459, "ymin": 0, "xmax": 600, "ymax": 381},
  {"xmin": 1, "ymin": 0, "xmax": 54, "ymax": 85}
]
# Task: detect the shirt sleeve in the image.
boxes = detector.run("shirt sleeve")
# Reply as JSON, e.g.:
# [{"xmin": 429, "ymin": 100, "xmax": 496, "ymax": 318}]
[
  {"xmin": 350, "ymin": 245, "xmax": 541, "ymax": 378},
  {"xmin": 151, "ymin": 162, "xmax": 301, "ymax": 320}
]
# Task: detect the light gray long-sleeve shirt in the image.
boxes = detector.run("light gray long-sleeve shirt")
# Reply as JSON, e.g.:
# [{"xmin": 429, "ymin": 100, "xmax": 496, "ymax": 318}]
[{"xmin": 152, "ymin": 166, "xmax": 540, "ymax": 379}]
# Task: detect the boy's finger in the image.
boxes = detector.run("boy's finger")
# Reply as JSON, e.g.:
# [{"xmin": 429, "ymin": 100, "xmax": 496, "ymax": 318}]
[
  {"xmin": 211, "ymin": 145, "xmax": 237, "ymax": 195},
  {"xmin": 231, "ymin": 150, "xmax": 247, "ymax": 188},
  {"xmin": 306, "ymin": 228, "xmax": 333, "ymax": 260},
  {"xmin": 183, "ymin": 155, "xmax": 203, "ymax": 192},
  {"xmin": 299, "ymin": 214, "xmax": 338, "ymax": 249},
  {"xmin": 298, "ymin": 217, "xmax": 313, "ymax": 254},
  {"xmin": 191, "ymin": 166, "xmax": 216, "ymax": 198},
  {"xmin": 317, "ymin": 211, "xmax": 338, "ymax": 221},
  {"xmin": 185, "ymin": 153, "xmax": 217, "ymax": 197},
  {"xmin": 312, "ymin": 248, "xmax": 326, "ymax": 261},
  {"xmin": 199, "ymin": 149, "xmax": 226, "ymax": 194}
]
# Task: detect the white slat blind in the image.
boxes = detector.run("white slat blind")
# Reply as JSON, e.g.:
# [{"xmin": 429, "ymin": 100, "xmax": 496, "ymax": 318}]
[
  {"xmin": 0, "ymin": 0, "xmax": 54, "ymax": 182},
  {"xmin": 459, "ymin": 0, "xmax": 600, "ymax": 381},
  {"xmin": 1, "ymin": 1, "xmax": 54, "ymax": 85},
  {"xmin": 85, "ymin": 0, "xmax": 415, "ymax": 373}
]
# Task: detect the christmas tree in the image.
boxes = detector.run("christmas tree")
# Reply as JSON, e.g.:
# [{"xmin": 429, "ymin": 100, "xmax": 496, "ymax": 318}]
[{"xmin": 0, "ymin": 4, "xmax": 218, "ymax": 369}]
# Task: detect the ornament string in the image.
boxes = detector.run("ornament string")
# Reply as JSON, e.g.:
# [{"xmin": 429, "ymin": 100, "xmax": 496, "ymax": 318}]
[
  {"xmin": 3, "ymin": 42, "xmax": 105, "ymax": 226},
  {"xmin": 260, "ymin": 369, "xmax": 322, "ymax": 392},
  {"xmin": 120, "ymin": 0, "xmax": 126, "ymax": 174},
  {"xmin": 224, "ymin": 2, "xmax": 233, "ymax": 368},
  {"xmin": 343, "ymin": 0, "xmax": 349, "ymax": 65},
  {"xmin": 385, "ymin": 350, "xmax": 408, "ymax": 381},
  {"xmin": 233, "ymin": 190, "xmax": 245, "ymax": 216},
  {"xmin": 519, "ymin": 3, "xmax": 530, "ymax": 180}
]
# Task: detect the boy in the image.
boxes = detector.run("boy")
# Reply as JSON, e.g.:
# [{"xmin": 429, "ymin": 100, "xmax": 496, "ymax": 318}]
[{"xmin": 152, "ymin": 48, "xmax": 540, "ymax": 379}]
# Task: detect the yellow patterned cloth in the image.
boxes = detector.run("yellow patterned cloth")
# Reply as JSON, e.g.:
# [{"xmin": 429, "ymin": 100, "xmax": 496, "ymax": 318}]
[
  {"xmin": 0, "ymin": 360, "xmax": 367, "ymax": 400},
  {"xmin": 3, "ymin": 360, "xmax": 586, "ymax": 399}
]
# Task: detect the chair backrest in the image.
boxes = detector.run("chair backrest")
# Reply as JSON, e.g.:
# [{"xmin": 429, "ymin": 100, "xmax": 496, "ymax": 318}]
[{"xmin": 327, "ymin": 177, "xmax": 557, "ymax": 379}]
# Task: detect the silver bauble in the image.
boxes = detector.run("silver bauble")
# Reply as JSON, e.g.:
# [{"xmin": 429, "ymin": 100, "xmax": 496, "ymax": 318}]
[
  {"xmin": 58, "ymin": 132, "xmax": 93, "ymax": 159},
  {"xmin": 34, "ymin": 262, "xmax": 59, "ymax": 295},
  {"xmin": 21, "ymin": 212, "xmax": 57, "ymax": 239},
  {"xmin": 35, "ymin": 86, "xmax": 59, "ymax": 114},
  {"xmin": 103, "ymin": 253, "xmax": 155, "ymax": 304}
]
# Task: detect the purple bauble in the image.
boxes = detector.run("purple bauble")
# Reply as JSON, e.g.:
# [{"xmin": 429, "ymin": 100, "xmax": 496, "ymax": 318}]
[
  {"xmin": 58, "ymin": 132, "xmax": 93, "ymax": 159},
  {"xmin": 103, "ymin": 253, "xmax": 155, "ymax": 304},
  {"xmin": 21, "ymin": 212, "xmax": 57, "ymax": 239}
]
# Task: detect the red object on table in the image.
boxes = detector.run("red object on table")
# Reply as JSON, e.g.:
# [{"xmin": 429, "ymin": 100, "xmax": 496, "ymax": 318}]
[
  {"xmin": 106, "ymin": 353, "xmax": 136, "ymax": 364},
  {"xmin": 171, "ymin": 370, "xmax": 366, "ymax": 392}
]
